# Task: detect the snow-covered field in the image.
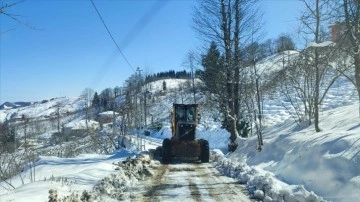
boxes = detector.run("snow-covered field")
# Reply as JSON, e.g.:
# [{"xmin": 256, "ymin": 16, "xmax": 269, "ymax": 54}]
[{"xmin": 1, "ymin": 74, "xmax": 360, "ymax": 201}]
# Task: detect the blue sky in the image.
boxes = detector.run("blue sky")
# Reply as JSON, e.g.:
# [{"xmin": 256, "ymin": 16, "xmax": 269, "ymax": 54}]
[{"xmin": 0, "ymin": 0, "xmax": 302, "ymax": 103}]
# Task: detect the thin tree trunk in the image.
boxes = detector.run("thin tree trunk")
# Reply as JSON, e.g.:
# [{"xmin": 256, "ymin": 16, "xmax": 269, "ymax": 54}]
[
  {"xmin": 255, "ymin": 77, "xmax": 263, "ymax": 146},
  {"xmin": 355, "ymin": 55, "xmax": 360, "ymax": 117},
  {"xmin": 314, "ymin": 0, "xmax": 321, "ymax": 132},
  {"xmin": 314, "ymin": 48, "xmax": 321, "ymax": 132},
  {"xmin": 234, "ymin": 0, "xmax": 240, "ymax": 125},
  {"xmin": 343, "ymin": 0, "xmax": 360, "ymax": 117},
  {"xmin": 221, "ymin": 0, "xmax": 238, "ymax": 150}
]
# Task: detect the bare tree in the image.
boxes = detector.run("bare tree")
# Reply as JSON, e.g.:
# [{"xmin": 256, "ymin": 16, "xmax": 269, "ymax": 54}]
[
  {"xmin": 113, "ymin": 86, "xmax": 122, "ymax": 97},
  {"xmin": 21, "ymin": 114, "xmax": 29, "ymax": 152},
  {"xmin": 0, "ymin": 122, "xmax": 16, "ymax": 153},
  {"xmin": 245, "ymin": 41, "xmax": 269, "ymax": 149},
  {"xmin": 194, "ymin": 0, "xmax": 261, "ymax": 151},
  {"xmin": 81, "ymin": 88, "xmax": 95, "ymax": 129},
  {"xmin": 0, "ymin": 0, "xmax": 24, "ymax": 22},
  {"xmin": 56, "ymin": 102, "xmax": 61, "ymax": 133},
  {"xmin": 123, "ymin": 73, "xmax": 142, "ymax": 128},
  {"xmin": 182, "ymin": 50, "xmax": 198, "ymax": 104},
  {"xmin": 340, "ymin": 0, "xmax": 360, "ymax": 116},
  {"xmin": 299, "ymin": 0, "xmax": 340, "ymax": 131},
  {"xmin": 0, "ymin": 0, "xmax": 40, "ymax": 31},
  {"xmin": 275, "ymin": 34, "xmax": 296, "ymax": 53}
]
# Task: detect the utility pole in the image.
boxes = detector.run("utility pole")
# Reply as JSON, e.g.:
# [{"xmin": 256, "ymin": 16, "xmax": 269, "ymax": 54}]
[
  {"xmin": 136, "ymin": 67, "xmax": 143, "ymax": 129},
  {"xmin": 112, "ymin": 100, "xmax": 116, "ymax": 139},
  {"xmin": 144, "ymin": 89, "xmax": 147, "ymax": 127},
  {"xmin": 57, "ymin": 103, "xmax": 60, "ymax": 133},
  {"xmin": 136, "ymin": 67, "xmax": 146, "ymax": 151},
  {"xmin": 190, "ymin": 53, "xmax": 196, "ymax": 104},
  {"xmin": 22, "ymin": 115, "xmax": 29, "ymax": 153}
]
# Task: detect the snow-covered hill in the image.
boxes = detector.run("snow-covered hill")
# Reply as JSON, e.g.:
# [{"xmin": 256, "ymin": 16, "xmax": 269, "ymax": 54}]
[
  {"xmin": 1, "ymin": 53, "xmax": 360, "ymax": 201},
  {"xmin": 0, "ymin": 101, "xmax": 32, "ymax": 110},
  {"xmin": 0, "ymin": 97, "xmax": 84, "ymax": 123}
]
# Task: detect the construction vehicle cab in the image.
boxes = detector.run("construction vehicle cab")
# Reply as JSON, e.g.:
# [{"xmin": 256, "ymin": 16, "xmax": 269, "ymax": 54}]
[{"xmin": 161, "ymin": 104, "xmax": 209, "ymax": 163}]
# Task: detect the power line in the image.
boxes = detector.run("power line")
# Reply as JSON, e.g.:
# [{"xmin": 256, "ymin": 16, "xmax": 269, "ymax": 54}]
[{"xmin": 90, "ymin": 0, "xmax": 135, "ymax": 72}]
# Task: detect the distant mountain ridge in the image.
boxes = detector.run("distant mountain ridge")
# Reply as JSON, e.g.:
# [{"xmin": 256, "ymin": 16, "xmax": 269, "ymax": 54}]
[{"xmin": 0, "ymin": 101, "xmax": 32, "ymax": 110}]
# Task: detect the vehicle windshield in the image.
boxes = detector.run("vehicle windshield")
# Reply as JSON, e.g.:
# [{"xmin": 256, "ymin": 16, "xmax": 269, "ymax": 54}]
[
  {"xmin": 176, "ymin": 107, "xmax": 186, "ymax": 121},
  {"xmin": 175, "ymin": 105, "xmax": 196, "ymax": 122},
  {"xmin": 187, "ymin": 106, "xmax": 195, "ymax": 121}
]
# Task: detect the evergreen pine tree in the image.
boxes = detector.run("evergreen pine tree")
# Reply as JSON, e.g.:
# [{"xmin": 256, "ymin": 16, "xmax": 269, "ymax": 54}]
[
  {"xmin": 92, "ymin": 92, "xmax": 100, "ymax": 108},
  {"xmin": 201, "ymin": 41, "xmax": 225, "ymax": 94},
  {"xmin": 162, "ymin": 81, "xmax": 167, "ymax": 91}
]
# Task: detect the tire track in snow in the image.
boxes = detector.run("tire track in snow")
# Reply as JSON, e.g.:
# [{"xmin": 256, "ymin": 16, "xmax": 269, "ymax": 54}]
[
  {"xmin": 138, "ymin": 162, "xmax": 252, "ymax": 202},
  {"xmin": 142, "ymin": 163, "xmax": 168, "ymax": 201}
]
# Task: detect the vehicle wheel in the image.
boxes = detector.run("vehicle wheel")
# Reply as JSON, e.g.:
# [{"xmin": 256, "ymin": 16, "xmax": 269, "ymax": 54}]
[
  {"xmin": 153, "ymin": 146, "xmax": 162, "ymax": 158},
  {"xmin": 162, "ymin": 138, "xmax": 171, "ymax": 164},
  {"xmin": 200, "ymin": 139, "xmax": 209, "ymax": 163}
]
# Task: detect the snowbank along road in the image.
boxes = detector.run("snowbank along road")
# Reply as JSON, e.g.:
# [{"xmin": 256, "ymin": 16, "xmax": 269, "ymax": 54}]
[{"xmin": 135, "ymin": 161, "xmax": 253, "ymax": 202}]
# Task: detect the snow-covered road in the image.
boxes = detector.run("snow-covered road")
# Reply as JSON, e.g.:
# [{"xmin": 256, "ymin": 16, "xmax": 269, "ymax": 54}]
[{"xmin": 135, "ymin": 161, "xmax": 253, "ymax": 202}]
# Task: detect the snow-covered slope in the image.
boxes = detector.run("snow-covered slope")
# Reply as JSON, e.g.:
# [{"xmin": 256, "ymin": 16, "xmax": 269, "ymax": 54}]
[
  {"xmin": 231, "ymin": 102, "xmax": 360, "ymax": 201},
  {"xmin": 0, "ymin": 97, "xmax": 84, "ymax": 123},
  {"xmin": 64, "ymin": 119, "xmax": 100, "ymax": 130},
  {"xmin": 0, "ymin": 150, "xmax": 140, "ymax": 201},
  {"xmin": 145, "ymin": 78, "xmax": 202, "ymax": 94},
  {"xmin": 255, "ymin": 50, "xmax": 299, "ymax": 76},
  {"xmin": 0, "ymin": 101, "xmax": 32, "ymax": 110}
]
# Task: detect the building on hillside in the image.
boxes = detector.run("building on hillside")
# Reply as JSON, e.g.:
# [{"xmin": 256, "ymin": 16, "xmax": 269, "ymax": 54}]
[
  {"xmin": 97, "ymin": 111, "xmax": 119, "ymax": 125},
  {"xmin": 63, "ymin": 120, "xmax": 100, "ymax": 140},
  {"xmin": 329, "ymin": 21, "xmax": 346, "ymax": 42}
]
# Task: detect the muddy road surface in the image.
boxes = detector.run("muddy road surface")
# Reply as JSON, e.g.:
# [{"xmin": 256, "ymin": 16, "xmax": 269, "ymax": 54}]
[{"xmin": 132, "ymin": 161, "xmax": 253, "ymax": 202}]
